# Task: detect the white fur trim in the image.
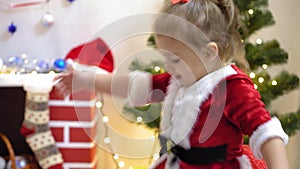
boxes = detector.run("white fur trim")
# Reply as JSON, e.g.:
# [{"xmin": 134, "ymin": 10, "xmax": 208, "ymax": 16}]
[
  {"xmin": 236, "ymin": 155, "xmax": 253, "ymax": 169},
  {"xmin": 23, "ymin": 74, "xmax": 54, "ymax": 93},
  {"xmin": 161, "ymin": 65, "xmax": 237, "ymax": 149},
  {"xmin": 71, "ymin": 61, "xmax": 109, "ymax": 74},
  {"xmin": 165, "ymin": 153, "xmax": 179, "ymax": 169},
  {"xmin": 249, "ymin": 117, "xmax": 289, "ymax": 159},
  {"xmin": 149, "ymin": 154, "xmax": 168, "ymax": 169},
  {"xmin": 149, "ymin": 153, "xmax": 180, "ymax": 169},
  {"xmin": 128, "ymin": 70, "xmax": 152, "ymax": 106}
]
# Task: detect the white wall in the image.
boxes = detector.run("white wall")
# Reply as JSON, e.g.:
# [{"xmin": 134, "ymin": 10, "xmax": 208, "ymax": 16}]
[{"xmin": 0, "ymin": 0, "xmax": 163, "ymax": 64}]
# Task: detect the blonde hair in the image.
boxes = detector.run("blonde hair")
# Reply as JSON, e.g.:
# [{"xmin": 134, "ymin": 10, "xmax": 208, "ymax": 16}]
[{"xmin": 154, "ymin": 0, "xmax": 244, "ymax": 63}]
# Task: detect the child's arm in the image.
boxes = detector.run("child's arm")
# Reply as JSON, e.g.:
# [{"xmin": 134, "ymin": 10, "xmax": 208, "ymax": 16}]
[
  {"xmin": 94, "ymin": 73, "xmax": 130, "ymax": 97},
  {"xmin": 53, "ymin": 71, "xmax": 130, "ymax": 98},
  {"xmin": 261, "ymin": 137, "xmax": 289, "ymax": 169},
  {"xmin": 54, "ymin": 69, "xmax": 169, "ymax": 105}
]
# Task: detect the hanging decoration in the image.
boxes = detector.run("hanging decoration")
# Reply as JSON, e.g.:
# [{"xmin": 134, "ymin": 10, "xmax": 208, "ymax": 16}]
[
  {"xmin": 0, "ymin": 0, "xmax": 76, "ymax": 73},
  {"xmin": 1, "ymin": 0, "xmax": 71, "ymax": 32},
  {"xmin": 41, "ymin": 12, "xmax": 54, "ymax": 27},
  {"xmin": 8, "ymin": 22, "xmax": 17, "ymax": 34},
  {"xmin": 66, "ymin": 0, "xmax": 76, "ymax": 3},
  {"xmin": 53, "ymin": 58, "xmax": 67, "ymax": 72}
]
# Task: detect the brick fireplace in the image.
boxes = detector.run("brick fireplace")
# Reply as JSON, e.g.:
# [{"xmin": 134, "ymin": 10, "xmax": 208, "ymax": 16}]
[{"xmin": 0, "ymin": 74, "xmax": 99, "ymax": 169}]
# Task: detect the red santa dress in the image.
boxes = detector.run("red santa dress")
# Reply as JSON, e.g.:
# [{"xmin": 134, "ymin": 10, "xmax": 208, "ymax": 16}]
[{"xmin": 128, "ymin": 64, "xmax": 288, "ymax": 169}]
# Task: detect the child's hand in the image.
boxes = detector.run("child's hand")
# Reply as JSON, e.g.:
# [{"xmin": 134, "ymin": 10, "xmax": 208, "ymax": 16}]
[
  {"xmin": 53, "ymin": 70, "xmax": 95, "ymax": 98},
  {"xmin": 53, "ymin": 72, "xmax": 74, "ymax": 97}
]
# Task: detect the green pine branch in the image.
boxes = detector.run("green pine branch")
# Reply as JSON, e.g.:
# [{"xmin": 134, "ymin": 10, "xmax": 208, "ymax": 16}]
[
  {"xmin": 245, "ymin": 40, "xmax": 288, "ymax": 70},
  {"xmin": 252, "ymin": 71, "xmax": 299, "ymax": 106},
  {"xmin": 273, "ymin": 109, "xmax": 300, "ymax": 136},
  {"xmin": 122, "ymin": 103, "xmax": 161, "ymax": 130}
]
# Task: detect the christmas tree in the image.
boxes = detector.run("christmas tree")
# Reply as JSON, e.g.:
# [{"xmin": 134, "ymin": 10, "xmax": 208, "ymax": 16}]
[
  {"xmin": 123, "ymin": 0, "xmax": 300, "ymax": 139},
  {"xmin": 233, "ymin": 0, "xmax": 300, "ymax": 138}
]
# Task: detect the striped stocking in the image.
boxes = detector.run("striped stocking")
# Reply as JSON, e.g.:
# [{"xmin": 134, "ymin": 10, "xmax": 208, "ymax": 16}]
[{"xmin": 20, "ymin": 79, "xmax": 63, "ymax": 169}]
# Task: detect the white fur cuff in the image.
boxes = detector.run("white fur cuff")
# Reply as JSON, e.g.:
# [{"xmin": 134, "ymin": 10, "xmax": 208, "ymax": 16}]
[
  {"xmin": 128, "ymin": 70, "xmax": 152, "ymax": 106},
  {"xmin": 249, "ymin": 117, "xmax": 289, "ymax": 159}
]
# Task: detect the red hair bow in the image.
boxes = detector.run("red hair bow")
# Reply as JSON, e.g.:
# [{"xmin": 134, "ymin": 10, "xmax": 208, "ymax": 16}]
[{"xmin": 171, "ymin": 0, "xmax": 188, "ymax": 4}]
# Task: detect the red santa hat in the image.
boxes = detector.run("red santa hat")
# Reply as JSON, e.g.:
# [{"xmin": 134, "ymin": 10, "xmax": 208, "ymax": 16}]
[{"xmin": 65, "ymin": 38, "xmax": 114, "ymax": 72}]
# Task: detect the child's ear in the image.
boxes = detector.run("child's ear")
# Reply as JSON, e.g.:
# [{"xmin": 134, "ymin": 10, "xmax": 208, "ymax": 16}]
[{"xmin": 206, "ymin": 42, "xmax": 218, "ymax": 57}]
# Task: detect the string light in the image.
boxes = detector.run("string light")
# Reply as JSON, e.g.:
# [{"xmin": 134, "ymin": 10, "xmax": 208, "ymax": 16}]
[
  {"xmin": 272, "ymin": 80, "xmax": 278, "ymax": 86},
  {"xmin": 258, "ymin": 77, "xmax": 264, "ymax": 83},
  {"xmin": 118, "ymin": 161, "xmax": 126, "ymax": 168},
  {"xmin": 136, "ymin": 116, "xmax": 143, "ymax": 123},
  {"xmin": 256, "ymin": 38, "xmax": 263, "ymax": 45},
  {"xmin": 103, "ymin": 137, "xmax": 111, "ymax": 144},
  {"xmin": 248, "ymin": 9, "xmax": 254, "ymax": 15},
  {"xmin": 262, "ymin": 64, "xmax": 268, "ymax": 69},
  {"xmin": 254, "ymin": 84, "xmax": 258, "ymax": 89},
  {"xmin": 96, "ymin": 101, "xmax": 103, "ymax": 108},
  {"xmin": 113, "ymin": 154, "xmax": 120, "ymax": 160},
  {"xmin": 249, "ymin": 72, "xmax": 256, "ymax": 79},
  {"xmin": 102, "ymin": 116, "xmax": 109, "ymax": 123},
  {"xmin": 95, "ymin": 93, "xmax": 159, "ymax": 169}
]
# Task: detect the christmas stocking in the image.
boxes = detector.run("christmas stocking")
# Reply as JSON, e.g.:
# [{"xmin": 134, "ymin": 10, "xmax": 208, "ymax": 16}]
[{"xmin": 20, "ymin": 77, "xmax": 63, "ymax": 169}]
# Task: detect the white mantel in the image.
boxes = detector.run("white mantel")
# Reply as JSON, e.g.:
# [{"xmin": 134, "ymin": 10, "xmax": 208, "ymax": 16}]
[{"xmin": 0, "ymin": 73, "xmax": 56, "ymax": 87}]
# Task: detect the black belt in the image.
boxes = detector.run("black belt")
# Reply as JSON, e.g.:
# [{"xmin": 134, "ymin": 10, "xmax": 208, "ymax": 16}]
[
  {"xmin": 171, "ymin": 144, "xmax": 227, "ymax": 165},
  {"xmin": 159, "ymin": 135, "xmax": 227, "ymax": 165}
]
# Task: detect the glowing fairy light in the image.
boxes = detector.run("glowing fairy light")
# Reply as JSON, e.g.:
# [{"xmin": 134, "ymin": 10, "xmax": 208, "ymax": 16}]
[
  {"xmin": 248, "ymin": 9, "xmax": 254, "ymax": 15},
  {"xmin": 104, "ymin": 137, "xmax": 111, "ymax": 144},
  {"xmin": 113, "ymin": 154, "xmax": 120, "ymax": 160},
  {"xmin": 256, "ymin": 38, "xmax": 263, "ymax": 45},
  {"xmin": 118, "ymin": 161, "xmax": 125, "ymax": 168},
  {"xmin": 102, "ymin": 116, "xmax": 109, "ymax": 123},
  {"xmin": 249, "ymin": 72, "xmax": 256, "ymax": 79},
  {"xmin": 96, "ymin": 101, "xmax": 103, "ymax": 108},
  {"xmin": 254, "ymin": 84, "xmax": 258, "ymax": 89},
  {"xmin": 272, "ymin": 80, "xmax": 278, "ymax": 86},
  {"xmin": 262, "ymin": 64, "xmax": 268, "ymax": 69},
  {"xmin": 137, "ymin": 116, "xmax": 143, "ymax": 123},
  {"xmin": 258, "ymin": 77, "xmax": 264, "ymax": 83}
]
